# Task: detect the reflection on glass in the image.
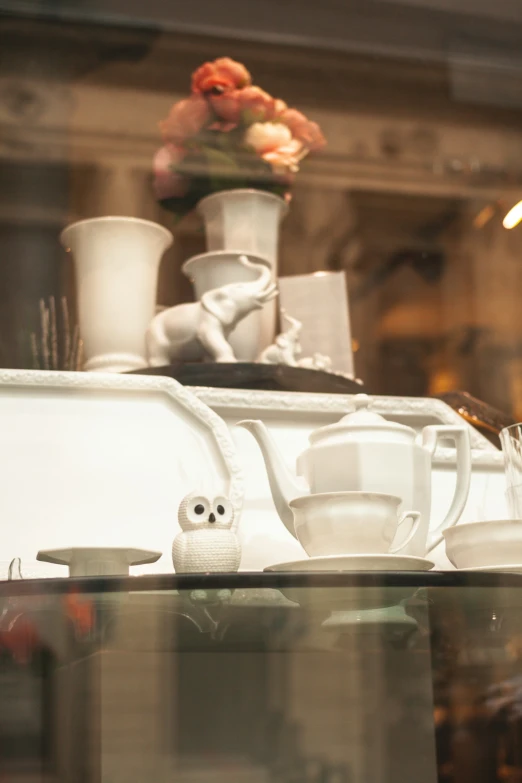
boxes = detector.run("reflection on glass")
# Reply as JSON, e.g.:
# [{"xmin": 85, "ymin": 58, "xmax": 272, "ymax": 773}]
[
  {"xmin": 2, "ymin": 10, "xmax": 522, "ymax": 413},
  {"xmin": 0, "ymin": 577, "xmax": 520, "ymax": 782}
]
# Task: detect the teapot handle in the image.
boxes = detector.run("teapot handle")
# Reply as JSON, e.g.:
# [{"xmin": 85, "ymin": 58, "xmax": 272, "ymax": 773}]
[{"xmin": 421, "ymin": 425, "xmax": 472, "ymax": 554}]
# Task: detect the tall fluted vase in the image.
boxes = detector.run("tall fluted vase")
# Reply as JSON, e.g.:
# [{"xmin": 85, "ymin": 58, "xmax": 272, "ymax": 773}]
[
  {"xmin": 61, "ymin": 216, "xmax": 173, "ymax": 373},
  {"xmin": 197, "ymin": 189, "xmax": 288, "ymax": 354}
]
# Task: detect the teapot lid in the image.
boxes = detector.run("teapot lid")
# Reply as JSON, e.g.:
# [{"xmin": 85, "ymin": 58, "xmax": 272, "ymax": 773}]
[
  {"xmin": 309, "ymin": 394, "xmax": 414, "ymax": 446},
  {"xmin": 339, "ymin": 394, "xmax": 388, "ymax": 426}
]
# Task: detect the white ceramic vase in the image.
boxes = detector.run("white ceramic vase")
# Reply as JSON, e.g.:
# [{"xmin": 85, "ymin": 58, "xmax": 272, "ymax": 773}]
[
  {"xmin": 61, "ymin": 216, "xmax": 173, "ymax": 373},
  {"xmin": 183, "ymin": 251, "xmax": 273, "ymax": 361},
  {"xmin": 197, "ymin": 189, "xmax": 288, "ymax": 352},
  {"xmin": 197, "ymin": 189, "xmax": 287, "ymax": 266}
]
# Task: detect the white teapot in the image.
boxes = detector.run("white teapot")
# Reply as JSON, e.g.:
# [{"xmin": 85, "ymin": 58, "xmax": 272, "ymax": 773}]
[{"xmin": 239, "ymin": 394, "xmax": 472, "ymax": 557}]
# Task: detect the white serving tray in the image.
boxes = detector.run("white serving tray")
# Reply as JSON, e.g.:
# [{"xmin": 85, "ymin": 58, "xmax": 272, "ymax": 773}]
[
  {"xmin": 0, "ymin": 370, "xmax": 242, "ymax": 579},
  {"xmin": 192, "ymin": 388, "xmax": 506, "ymax": 570},
  {"xmin": 0, "ymin": 372, "xmax": 507, "ymax": 577}
]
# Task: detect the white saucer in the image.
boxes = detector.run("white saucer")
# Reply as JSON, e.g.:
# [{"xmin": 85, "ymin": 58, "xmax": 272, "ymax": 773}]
[
  {"xmin": 457, "ymin": 564, "xmax": 522, "ymax": 574},
  {"xmin": 265, "ymin": 554, "xmax": 434, "ymax": 573},
  {"xmin": 37, "ymin": 547, "xmax": 162, "ymax": 577}
]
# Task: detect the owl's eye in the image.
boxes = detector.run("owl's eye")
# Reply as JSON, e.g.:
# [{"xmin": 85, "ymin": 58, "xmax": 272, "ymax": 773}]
[
  {"xmin": 212, "ymin": 498, "xmax": 232, "ymax": 523},
  {"xmin": 183, "ymin": 496, "xmax": 211, "ymax": 526}
]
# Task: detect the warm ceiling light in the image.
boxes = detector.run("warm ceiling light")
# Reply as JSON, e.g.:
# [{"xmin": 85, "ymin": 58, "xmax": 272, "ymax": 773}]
[{"xmin": 503, "ymin": 201, "xmax": 522, "ymax": 229}]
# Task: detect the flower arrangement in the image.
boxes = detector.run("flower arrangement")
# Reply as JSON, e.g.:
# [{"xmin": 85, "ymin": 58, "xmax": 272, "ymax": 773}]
[{"xmin": 153, "ymin": 57, "xmax": 326, "ymax": 218}]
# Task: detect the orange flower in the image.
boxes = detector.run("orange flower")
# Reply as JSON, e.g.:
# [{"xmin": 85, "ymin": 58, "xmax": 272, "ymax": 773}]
[
  {"xmin": 153, "ymin": 145, "xmax": 188, "ymax": 200},
  {"xmin": 192, "ymin": 57, "xmax": 251, "ymax": 94},
  {"xmin": 159, "ymin": 95, "xmax": 210, "ymax": 143},
  {"xmin": 279, "ymin": 108, "xmax": 326, "ymax": 152},
  {"xmin": 211, "ymin": 86, "xmax": 276, "ymax": 125}
]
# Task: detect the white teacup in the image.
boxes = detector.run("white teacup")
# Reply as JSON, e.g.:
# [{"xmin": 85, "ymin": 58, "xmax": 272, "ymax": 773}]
[{"xmin": 290, "ymin": 492, "xmax": 421, "ymax": 557}]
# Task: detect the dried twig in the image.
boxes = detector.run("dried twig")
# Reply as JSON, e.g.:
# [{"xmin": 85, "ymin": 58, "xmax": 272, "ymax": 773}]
[
  {"xmin": 61, "ymin": 296, "xmax": 71, "ymax": 371},
  {"xmin": 30, "ymin": 296, "xmax": 82, "ymax": 372},
  {"xmin": 70, "ymin": 324, "xmax": 81, "ymax": 371},
  {"xmin": 76, "ymin": 338, "xmax": 84, "ymax": 372},
  {"xmin": 69, "ymin": 324, "xmax": 77, "ymax": 371},
  {"xmin": 30, "ymin": 333, "xmax": 40, "ymax": 370},
  {"xmin": 39, "ymin": 299, "xmax": 50, "ymax": 370},
  {"xmin": 49, "ymin": 296, "xmax": 58, "ymax": 371}
]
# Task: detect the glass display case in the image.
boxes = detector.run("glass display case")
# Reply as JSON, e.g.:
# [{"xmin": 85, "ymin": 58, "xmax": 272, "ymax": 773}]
[
  {"xmin": 3, "ymin": 1, "xmax": 522, "ymax": 780},
  {"xmin": 2, "ymin": 572, "xmax": 522, "ymax": 783}
]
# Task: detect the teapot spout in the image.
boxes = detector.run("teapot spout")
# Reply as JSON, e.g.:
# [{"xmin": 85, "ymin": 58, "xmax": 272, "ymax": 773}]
[{"xmin": 237, "ymin": 419, "xmax": 309, "ymax": 537}]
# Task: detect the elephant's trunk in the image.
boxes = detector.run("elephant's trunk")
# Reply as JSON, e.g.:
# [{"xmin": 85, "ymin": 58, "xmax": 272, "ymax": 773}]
[
  {"xmin": 238, "ymin": 255, "xmax": 273, "ymax": 298},
  {"xmin": 281, "ymin": 310, "xmax": 302, "ymax": 339}
]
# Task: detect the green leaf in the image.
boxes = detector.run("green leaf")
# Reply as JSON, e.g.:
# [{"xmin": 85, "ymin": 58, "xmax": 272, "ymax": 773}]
[{"xmin": 201, "ymin": 146, "xmax": 239, "ymax": 172}]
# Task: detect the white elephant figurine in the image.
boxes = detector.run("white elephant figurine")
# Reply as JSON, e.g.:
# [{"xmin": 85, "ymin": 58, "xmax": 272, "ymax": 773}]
[
  {"xmin": 258, "ymin": 311, "xmax": 303, "ymax": 365},
  {"xmin": 146, "ymin": 255, "xmax": 277, "ymax": 365}
]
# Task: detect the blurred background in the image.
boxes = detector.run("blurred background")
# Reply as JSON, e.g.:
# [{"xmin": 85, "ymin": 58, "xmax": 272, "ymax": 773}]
[{"xmin": 2, "ymin": 0, "xmax": 522, "ymax": 412}]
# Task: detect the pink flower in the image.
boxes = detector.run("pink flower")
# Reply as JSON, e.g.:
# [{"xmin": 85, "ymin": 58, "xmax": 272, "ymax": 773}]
[
  {"xmin": 159, "ymin": 95, "xmax": 210, "ymax": 143},
  {"xmin": 244, "ymin": 122, "xmax": 303, "ymax": 173},
  {"xmin": 279, "ymin": 108, "xmax": 326, "ymax": 152},
  {"xmin": 192, "ymin": 57, "xmax": 251, "ymax": 95},
  {"xmin": 153, "ymin": 144, "xmax": 188, "ymax": 200},
  {"xmin": 300, "ymin": 120, "xmax": 326, "ymax": 152},
  {"xmin": 211, "ymin": 86, "xmax": 276, "ymax": 125}
]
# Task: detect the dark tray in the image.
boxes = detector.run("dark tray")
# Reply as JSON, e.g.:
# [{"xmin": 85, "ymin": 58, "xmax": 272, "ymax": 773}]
[{"xmin": 131, "ymin": 362, "xmax": 365, "ymax": 394}]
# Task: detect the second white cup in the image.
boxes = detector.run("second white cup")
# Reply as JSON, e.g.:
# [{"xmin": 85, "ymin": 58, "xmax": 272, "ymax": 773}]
[{"xmin": 290, "ymin": 491, "xmax": 421, "ymax": 557}]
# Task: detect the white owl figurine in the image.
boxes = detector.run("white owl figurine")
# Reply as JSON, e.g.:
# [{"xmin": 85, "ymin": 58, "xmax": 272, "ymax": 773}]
[{"xmin": 173, "ymin": 493, "xmax": 241, "ymax": 573}]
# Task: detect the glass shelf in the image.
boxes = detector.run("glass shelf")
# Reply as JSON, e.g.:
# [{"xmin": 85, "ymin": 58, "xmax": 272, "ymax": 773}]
[{"xmin": 1, "ymin": 572, "xmax": 522, "ymax": 782}]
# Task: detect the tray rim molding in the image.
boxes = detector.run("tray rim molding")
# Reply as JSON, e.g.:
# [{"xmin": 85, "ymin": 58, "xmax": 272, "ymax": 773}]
[
  {"xmin": 192, "ymin": 386, "xmax": 503, "ymax": 468},
  {"xmin": 0, "ymin": 369, "xmax": 502, "ymax": 471}
]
